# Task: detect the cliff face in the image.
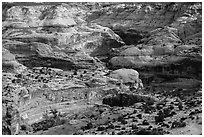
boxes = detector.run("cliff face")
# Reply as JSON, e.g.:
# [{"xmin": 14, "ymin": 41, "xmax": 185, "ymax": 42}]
[
  {"xmin": 2, "ymin": 2, "xmax": 201, "ymax": 72},
  {"xmin": 89, "ymin": 2, "xmax": 201, "ymax": 41},
  {"xmin": 2, "ymin": 2, "xmax": 202, "ymax": 135},
  {"xmin": 2, "ymin": 3, "xmax": 124, "ymax": 71},
  {"xmin": 88, "ymin": 2, "xmax": 202, "ymax": 80}
]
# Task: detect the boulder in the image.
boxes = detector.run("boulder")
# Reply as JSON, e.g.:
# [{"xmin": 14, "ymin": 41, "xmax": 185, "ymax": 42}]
[{"xmin": 109, "ymin": 68, "xmax": 139, "ymax": 84}]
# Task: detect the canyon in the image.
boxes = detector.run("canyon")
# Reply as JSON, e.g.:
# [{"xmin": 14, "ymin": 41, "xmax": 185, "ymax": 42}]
[{"xmin": 2, "ymin": 2, "xmax": 202, "ymax": 135}]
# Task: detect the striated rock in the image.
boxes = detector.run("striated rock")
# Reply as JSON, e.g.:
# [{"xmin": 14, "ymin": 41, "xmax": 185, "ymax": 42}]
[
  {"xmin": 143, "ymin": 26, "xmax": 182, "ymax": 46},
  {"xmin": 42, "ymin": 5, "xmax": 77, "ymax": 28},
  {"xmin": 110, "ymin": 45, "xmax": 201, "ymax": 81},
  {"xmin": 92, "ymin": 3, "xmax": 202, "ymax": 83},
  {"xmin": 110, "ymin": 55, "xmax": 154, "ymax": 69},
  {"xmin": 109, "ymin": 26, "xmax": 193, "ymax": 70},
  {"xmin": 2, "ymin": 2, "xmax": 202, "ymax": 135},
  {"xmin": 91, "ymin": 3, "xmax": 201, "ymax": 41},
  {"xmin": 170, "ymin": 6, "xmax": 202, "ymax": 45},
  {"xmin": 3, "ymin": 4, "xmax": 124, "ymax": 71},
  {"xmin": 90, "ymin": 3, "xmax": 180, "ymax": 32}
]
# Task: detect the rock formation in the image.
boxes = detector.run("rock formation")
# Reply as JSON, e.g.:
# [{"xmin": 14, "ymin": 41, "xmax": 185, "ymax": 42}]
[{"xmin": 2, "ymin": 2, "xmax": 202, "ymax": 135}]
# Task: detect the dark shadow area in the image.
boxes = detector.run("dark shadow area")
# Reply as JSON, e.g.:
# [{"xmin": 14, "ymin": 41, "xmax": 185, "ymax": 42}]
[{"xmin": 113, "ymin": 28, "xmax": 148, "ymax": 45}]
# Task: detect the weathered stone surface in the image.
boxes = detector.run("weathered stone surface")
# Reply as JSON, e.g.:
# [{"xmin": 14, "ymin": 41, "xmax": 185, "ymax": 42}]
[
  {"xmin": 2, "ymin": 48, "xmax": 26, "ymax": 73},
  {"xmin": 42, "ymin": 5, "xmax": 77, "ymax": 27},
  {"xmin": 90, "ymin": 3, "xmax": 202, "ymax": 42},
  {"xmin": 109, "ymin": 25, "xmax": 201, "ymax": 70},
  {"xmin": 3, "ymin": 4, "xmax": 124, "ymax": 70},
  {"xmin": 109, "ymin": 68, "xmax": 139, "ymax": 84},
  {"xmin": 2, "ymin": 2, "xmax": 202, "ymax": 135},
  {"xmin": 91, "ymin": 3, "xmax": 201, "ymax": 81}
]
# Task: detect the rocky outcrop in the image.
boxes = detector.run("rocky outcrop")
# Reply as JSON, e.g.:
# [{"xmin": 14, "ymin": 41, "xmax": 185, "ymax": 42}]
[
  {"xmin": 89, "ymin": 3, "xmax": 201, "ymax": 38},
  {"xmin": 108, "ymin": 24, "xmax": 201, "ymax": 81},
  {"xmin": 3, "ymin": 3, "xmax": 124, "ymax": 70},
  {"xmin": 109, "ymin": 24, "xmax": 201, "ymax": 65},
  {"xmin": 90, "ymin": 3, "xmax": 201, "ymax": 79},
  {"xmin": 2, "ymin": 48, "xmax": 26, "ymax": 73},
  {"xmin": 2, "ymin": 2, "xmax": 202, "ymax": 135},
  {"xmin": 3, "ymin": 3, "xmax": 201, "ymax": 72},
  {"xmin": 41, "ymin": 5, "xmax": 77, "ymax": 27}
]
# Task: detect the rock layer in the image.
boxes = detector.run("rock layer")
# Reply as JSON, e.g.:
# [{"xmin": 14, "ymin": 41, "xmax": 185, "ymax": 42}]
[{"xmin": 3, "ymin": 3, "xmax": 124, "ymax": 70}]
